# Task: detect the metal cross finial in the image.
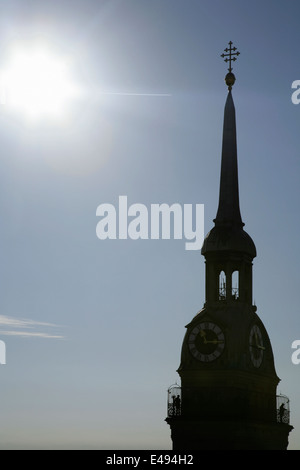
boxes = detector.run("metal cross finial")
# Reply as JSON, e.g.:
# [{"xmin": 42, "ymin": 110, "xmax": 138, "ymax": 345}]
[{"xmin": 221, "ymin": 41, "xmax": 240, "ymax": 73}]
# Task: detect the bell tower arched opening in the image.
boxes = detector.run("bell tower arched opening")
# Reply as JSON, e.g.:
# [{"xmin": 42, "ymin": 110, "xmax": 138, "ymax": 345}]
[
  {"xmin": 232, "ymin": 270, "xmax": 239, "ymax": 300},
  {"xmin": 219, "ymin": 270, "xmax": 226, "ymax": 300}
]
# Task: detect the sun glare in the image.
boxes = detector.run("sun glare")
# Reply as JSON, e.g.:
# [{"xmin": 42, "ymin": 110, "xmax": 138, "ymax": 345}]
[{"xmin": 0, "ymin": 44, "xmax": 79, "ymax": 121}]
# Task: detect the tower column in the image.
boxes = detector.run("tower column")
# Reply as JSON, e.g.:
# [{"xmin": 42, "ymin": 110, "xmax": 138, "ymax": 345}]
[{"xmin": 166, "ymin": 42, "xmax": 293, "ymax": 450}]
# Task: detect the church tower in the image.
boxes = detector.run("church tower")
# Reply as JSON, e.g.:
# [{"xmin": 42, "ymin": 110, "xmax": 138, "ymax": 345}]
[{"xmin": 166, "ymin": 42, "xmax": 293, "ymax": 450}]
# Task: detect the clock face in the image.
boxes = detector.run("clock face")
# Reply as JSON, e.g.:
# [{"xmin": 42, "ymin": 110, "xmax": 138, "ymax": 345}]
[
  {"xmin": 249, "ymin": 324, "xmax": 265, "ymax": 368},
  {"xmin": 188, "ymin": 321, "xmax": 225, "ymax": 362}
]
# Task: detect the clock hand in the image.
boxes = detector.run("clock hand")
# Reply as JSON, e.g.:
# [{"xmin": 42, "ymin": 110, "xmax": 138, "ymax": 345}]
[
  {"xmin": 254, "ymin": 331, "xmax": 265, "ymax": 350},
  {"xmin": 251, "ymin": 341, "xmax": 265, "ymax": 350},
  {"xmin": 199, "ymin": 329, "xmax": 207, "ymax": 344},
  {"xmin": 205, "ymin": 340, "xmax": 224, "ymax": 344}
]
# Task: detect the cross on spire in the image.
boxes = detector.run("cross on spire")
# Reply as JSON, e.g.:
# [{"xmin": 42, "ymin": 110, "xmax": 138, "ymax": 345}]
[{"xmin": 221, "ymin": 41, "xmax": 240, "ymax": 73}]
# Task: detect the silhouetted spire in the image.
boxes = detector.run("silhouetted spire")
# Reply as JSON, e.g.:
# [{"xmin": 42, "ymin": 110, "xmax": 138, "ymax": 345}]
[
  {"xmin": 214, "ymin": 89, "xmax": 243, "ymax": 228},
  {"xmin": 202, "ymin": 42, "xmax": 256, "ymax": 258},
  {"xmin": 214, "ymin": 41, "xmax": 243, "ymax": 228}
]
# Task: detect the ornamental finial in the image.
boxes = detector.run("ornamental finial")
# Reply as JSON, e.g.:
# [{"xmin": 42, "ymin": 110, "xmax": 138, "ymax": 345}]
[{"xmin": 220, "ymin": 41, "xmax": 240, "ymax": 90}]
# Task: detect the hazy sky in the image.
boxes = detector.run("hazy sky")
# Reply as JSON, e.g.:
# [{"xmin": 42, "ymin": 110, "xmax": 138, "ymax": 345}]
[{"xmin": 0, "ymin": 0, "xmax": 299, "ymax": 449}]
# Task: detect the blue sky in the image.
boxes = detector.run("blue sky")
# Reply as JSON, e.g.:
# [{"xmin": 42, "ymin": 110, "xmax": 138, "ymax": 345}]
[{"xmin": 0, "ymin": 0, "xmax": 299, "ymax": 449}]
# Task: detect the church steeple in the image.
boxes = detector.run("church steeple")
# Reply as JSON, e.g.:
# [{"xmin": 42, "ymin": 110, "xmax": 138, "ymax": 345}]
[
  {"xmin": 202, "ymin": 45, "xmax": 256, "ymax": 304},
  {"xmin": 215, "ymin": 43, "xmax": 242, "ymax": 229},
  {"xmin": 166, "ymin": 42, "xmax": 293, "ymax": 450}
]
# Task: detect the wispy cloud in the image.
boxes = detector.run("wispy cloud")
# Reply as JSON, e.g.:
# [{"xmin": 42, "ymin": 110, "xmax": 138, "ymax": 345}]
[{"xmin": 0, "ymin": 315, "xmax": 64, "ymax": 339}]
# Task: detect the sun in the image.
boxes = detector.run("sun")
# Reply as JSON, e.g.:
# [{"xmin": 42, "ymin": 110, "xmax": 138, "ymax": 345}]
[{"xmin": 0, "ymin": 43, "xmax": 79, "ymax": 121}]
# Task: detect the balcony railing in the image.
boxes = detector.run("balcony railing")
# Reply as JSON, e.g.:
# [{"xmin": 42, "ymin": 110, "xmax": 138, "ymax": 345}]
[
  {"xmin": 167, "ymin": 386, "xmax": 291, "ymax": 425},
  {"xmin": 276, "ymin": 394, "xmax": 290, "ymax": 425},
  {"xmin": 167, "ymin": 384, "xmax": 181, "ymax": 417}
]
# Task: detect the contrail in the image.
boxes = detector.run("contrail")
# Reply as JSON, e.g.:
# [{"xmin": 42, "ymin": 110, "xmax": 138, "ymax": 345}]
[{"xmin": 99, "ymin": 91, "xmax": 172, "ymax": 97}]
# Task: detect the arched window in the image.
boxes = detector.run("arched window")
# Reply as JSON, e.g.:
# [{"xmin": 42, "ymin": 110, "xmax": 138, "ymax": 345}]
[
  {"xmin": 232, "ymin": 270, "xmax": 239, "ymax": 299},
  {"xmin": 219, "ymin": 271, "xmax": 226, "ymax": 300}
]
